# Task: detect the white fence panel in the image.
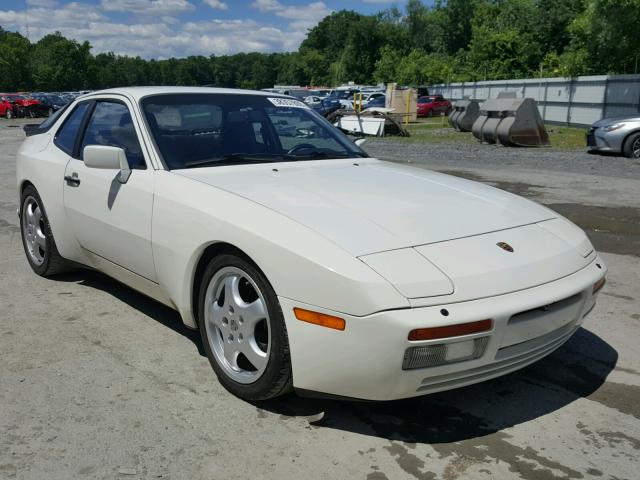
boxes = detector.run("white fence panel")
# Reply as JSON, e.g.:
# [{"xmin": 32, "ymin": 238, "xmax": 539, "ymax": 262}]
[{"xmin": 430, "ymin": 74, "xmax": 640, "ymax": 126}]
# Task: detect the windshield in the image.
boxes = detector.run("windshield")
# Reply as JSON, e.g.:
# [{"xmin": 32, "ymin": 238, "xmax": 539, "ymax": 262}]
[
  {"xmin": 418, "ymin": 97, "xmax": 433, "ymax": 104},
  {"xmin": 329, "ymin": 90, "xmax": 355, "ymax": 99},
  {"xmin": 141, "ymin": 93, "xmax": 367, "ymax": 169}
]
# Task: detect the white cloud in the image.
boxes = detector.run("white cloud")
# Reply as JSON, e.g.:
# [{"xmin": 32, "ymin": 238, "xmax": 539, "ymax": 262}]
[
  {"xmin": 250, "ymin": 0, "xmax": 331, "ymax": 43},
  {"xmin": 202, "ymin": 0, "xmax": 228, "ymax": 10},
  {"xmin": 0, "ymin": 0, "xmax": 331, "ymax": 58},
  {"xmin": 100, "ymin": 0, "xmax": 195, "ymax": 15},
  {"xmin": 0, "ymin": 3, "xmax": 106, "ymax": 31},
  {"xmin": 252, "ymin": 0, "xmax": 330, "ymax": 21},
  {"xmin": 274, "ymin": 1, "xmax": 330, "ymax": 21},
  {"xmin": 26, "ymin": 0, "xmax": 58, "ymax": 7},
  {"xmin": 251, "ymin": 0, "xmax": 282, "ymax": 12}
]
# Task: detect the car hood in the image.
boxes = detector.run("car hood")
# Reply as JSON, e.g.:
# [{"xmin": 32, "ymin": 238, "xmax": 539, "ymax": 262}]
[
  {"xmin": 593, "ymin": 116, "xmax": 640, "ymax": 127},
  {"xmin": 174, "ymin": 158, "xmax": 556, "ymax": 256}
]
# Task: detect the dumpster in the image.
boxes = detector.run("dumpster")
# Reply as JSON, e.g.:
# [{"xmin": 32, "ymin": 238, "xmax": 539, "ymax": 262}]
[
  {"xmin": 448, "ymin": 99, "xmax": 480, "ymax": 132},
  {"xmin": 471, "ymin": 97, "xmax": 550, "ymax": 147}
]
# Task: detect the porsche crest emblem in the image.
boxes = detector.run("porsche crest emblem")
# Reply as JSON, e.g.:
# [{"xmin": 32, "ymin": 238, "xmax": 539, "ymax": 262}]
[{"xmin": 497, "ymin": 242, "xmax": 514, "ymax": 253}]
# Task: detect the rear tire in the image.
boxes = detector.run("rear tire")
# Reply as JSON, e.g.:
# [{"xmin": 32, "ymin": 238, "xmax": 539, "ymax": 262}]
[
  {"xmin": 198, "ymin": 253, "xmax": 292, "ymax": 401},
  {"xmin": 20, "ymin": 185, "xmax": 70, "ymax": 276},
  {"xmin": 623, "ymin": 132, "xmax": 640, "ymax": 159}
]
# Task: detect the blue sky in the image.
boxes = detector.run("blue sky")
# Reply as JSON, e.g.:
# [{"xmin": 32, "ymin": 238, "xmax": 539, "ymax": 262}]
[{"xmin": 0, "ymin": 0, "xmax": 406, "ymax": 58}]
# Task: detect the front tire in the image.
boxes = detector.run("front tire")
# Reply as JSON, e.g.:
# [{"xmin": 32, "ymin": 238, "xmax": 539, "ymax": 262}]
[
  {"xmin": 20, "ymin": 185, "xmax": 69, "ymax": 276},
  {"xmin": 6, "ymin": 108, "xmax": 13, "ymax": 119},
  {"xmin": 198, "ymin": 253, "xmax": 292, "ymax": 401},
  {"xmin": 623, "ymin": 132, "xmax": 640, "ymax": 159}
]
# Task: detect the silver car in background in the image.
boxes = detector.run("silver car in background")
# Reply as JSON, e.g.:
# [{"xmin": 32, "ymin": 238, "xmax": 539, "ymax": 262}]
[{"xmin": 587, "ymin": 115, "xmax": 640, "ymax": 158}]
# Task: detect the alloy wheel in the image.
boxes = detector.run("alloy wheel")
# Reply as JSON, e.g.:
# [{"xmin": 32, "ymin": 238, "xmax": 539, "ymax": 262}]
[
  {"xmin": 204, "ymin": 266, "xmax": 271, "ymax": 384},
  {"xmin": 633, "ymin": 137, "xmax": 640, "ymax": 158},
  {"xmin": 22, "ymin": 196, "xmax": 46, "ymax": 266}
]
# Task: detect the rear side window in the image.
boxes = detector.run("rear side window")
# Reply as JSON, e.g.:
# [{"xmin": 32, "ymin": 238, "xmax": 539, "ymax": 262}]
[
  {"xmin": 81, "ymin": 101, "xmax": 146, "ymax": 169},
  {"xmin": 37, "ymin": 102, "xmax": 70, "ymax": 131},
  {"xmin": 54, "ymin": 102, "xmax": 90, "ymax": 155}
]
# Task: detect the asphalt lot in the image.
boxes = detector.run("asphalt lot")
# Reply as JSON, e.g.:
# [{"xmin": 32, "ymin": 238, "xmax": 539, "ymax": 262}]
[{"xmin": 1, "ymin": 118, "xmax": 639, "ymax": 480}]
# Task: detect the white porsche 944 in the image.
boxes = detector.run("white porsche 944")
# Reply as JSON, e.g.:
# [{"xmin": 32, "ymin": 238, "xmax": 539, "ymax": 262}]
[{"xmin": 16, "ymin": 87, "xmax": 606, "ymax": 401}]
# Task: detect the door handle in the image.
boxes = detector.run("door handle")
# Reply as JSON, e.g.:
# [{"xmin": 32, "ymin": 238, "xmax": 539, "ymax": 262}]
[{"xmin": 64, "ymin": 174, "xmax": 80, "ymax": 186}]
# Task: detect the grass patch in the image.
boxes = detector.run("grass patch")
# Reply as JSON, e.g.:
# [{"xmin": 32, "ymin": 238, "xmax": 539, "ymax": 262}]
[
  {"xmin": 545, "ymin": 125, "xmax": 588, "ymax": 150},
  {"xmin": 371, "ymin": 117, "xmax": 588, "ymax": 150}
]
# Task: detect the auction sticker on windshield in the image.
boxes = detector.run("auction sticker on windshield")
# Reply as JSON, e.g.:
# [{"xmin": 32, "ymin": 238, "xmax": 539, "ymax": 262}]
[{"xmin": 268, "ymin": 97, "xmax": 308, "ymax": 108}]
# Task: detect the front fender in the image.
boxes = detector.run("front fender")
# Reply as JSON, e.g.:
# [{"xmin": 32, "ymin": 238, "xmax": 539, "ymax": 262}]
[{"xmin": 151, "ymin": 171, "xmax": 409, "ymax": 328}]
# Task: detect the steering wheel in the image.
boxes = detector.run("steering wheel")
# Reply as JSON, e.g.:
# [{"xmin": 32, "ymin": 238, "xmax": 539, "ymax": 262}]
[{"xmin": 287, "ymin": 143, "xmax": 316, "ymax": 155}]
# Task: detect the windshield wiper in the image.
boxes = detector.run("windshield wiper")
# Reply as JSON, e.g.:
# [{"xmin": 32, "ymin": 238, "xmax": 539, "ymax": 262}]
[
  {"xmin": 289, "ymin": 150, "xmax": 368, "ymax": 160},
  {"xmin": 184, "ymin": 153, "xmax": 295, "ymax": 168}
]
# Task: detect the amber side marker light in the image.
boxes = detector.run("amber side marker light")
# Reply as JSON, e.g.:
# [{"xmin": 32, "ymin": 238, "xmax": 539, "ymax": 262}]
[
  {"xmin": 294, "ymin": 308, "xmax": 346, "ymax": 331},
  {"xmin": 409, "ymin": 319, "xmax": 493, "ymax": 341},
  {"xmin": 593, "ymin": 276, "xmax": 606, "ymax": 294}
]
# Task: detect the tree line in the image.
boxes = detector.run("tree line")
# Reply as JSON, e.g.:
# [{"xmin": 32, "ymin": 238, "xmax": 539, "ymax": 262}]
[{"xmin": 1, "ymin": 0, "xmax": 639, "ymax": 92}]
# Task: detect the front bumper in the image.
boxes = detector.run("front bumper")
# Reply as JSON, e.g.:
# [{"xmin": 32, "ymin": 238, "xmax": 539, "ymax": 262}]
[
  {"xmin": 281, "ymin": 256, "xmax": 605, "ymax": 401},
  {"xmin": 586, "ymin": 127, "xmax": 624, "ymax": 153}
]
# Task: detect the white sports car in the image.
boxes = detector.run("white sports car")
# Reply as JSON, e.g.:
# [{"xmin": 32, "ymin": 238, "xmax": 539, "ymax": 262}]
[{"xmin": 17, "ymin": 87, "xmax": 606, "ymax": 401}]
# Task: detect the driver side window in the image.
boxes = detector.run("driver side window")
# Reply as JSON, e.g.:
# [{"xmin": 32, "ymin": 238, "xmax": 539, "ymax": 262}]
[{"xmin": 81, "ymin": 101, "xmax": 146, "ymax": 169}]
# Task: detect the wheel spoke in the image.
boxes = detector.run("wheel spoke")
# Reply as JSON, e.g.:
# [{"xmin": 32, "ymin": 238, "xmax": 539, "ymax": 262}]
[
  {"xmin": 26, "ymin": 203, "xmax": 35, "ymax": 223},
  {"xmin": 210, "ymin": 299, "xmax": 225, "ymax": 326},
  {"xmin": 223, "ymin": 275, "xmax": 242, "ymax": 308},
  {"xmin": 35, "ymin": 230, "xmax": 46, "ymax": 249},
  {"xmin": 33, "ymin": 206, "xmax": 42, "ymax": 226},
  {"xmin": 222, "ymin": 337, "xmax": 239, "ymax": 370},
  {"xmin": 239, "ymin": 298, "xmax": 266, "ymax": 327},
  {"xmin": 240, "ymin": 340, "xmax": 268, "ymax": 371}
]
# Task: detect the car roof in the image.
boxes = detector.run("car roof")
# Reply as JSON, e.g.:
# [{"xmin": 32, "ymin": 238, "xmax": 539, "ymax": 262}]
[{"xmin": 82, "ymin": 86, "xmax": 277, "ymax": 102}]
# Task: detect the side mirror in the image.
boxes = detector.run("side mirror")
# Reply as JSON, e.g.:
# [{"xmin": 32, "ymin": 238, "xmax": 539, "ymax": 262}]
[{"xmin": 84, "ymin": 145, "xmax": 131, "ymax": 183}]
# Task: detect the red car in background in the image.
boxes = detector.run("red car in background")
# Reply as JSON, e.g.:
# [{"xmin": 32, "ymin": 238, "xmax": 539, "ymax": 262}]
[
  {"xmin": 417, "ymin": 95, "xmax": 452, "ymax": 117},
  {"xmin": 0, "ymin": 95, "xmax": 16, "ymax": 119},
  {"xmin": 0, "ymin": 94, "xmax": 42, "ymax": 117}
]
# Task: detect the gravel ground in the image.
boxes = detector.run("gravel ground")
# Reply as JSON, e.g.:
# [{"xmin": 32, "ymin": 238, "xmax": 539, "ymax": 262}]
[
  {"xmin": 1, "ymin": 119, "xmax": 639, "ymax": 480},
  {"xmin": 366, "ymin": 134, "xmax": 640, "ymax": 180}
]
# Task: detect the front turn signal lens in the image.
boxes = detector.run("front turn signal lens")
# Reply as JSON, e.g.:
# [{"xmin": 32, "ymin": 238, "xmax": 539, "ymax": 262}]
[
  {"xmin": 294, "ymin": 308, "xmax": 345, "ymax": 331},
  {"xmin": 409, "ymin": 319, "xmax": 492, "ymax": 341},
  {"xmin": 593, "ymin": 276, "xmax": 606, "ymax": 294}
]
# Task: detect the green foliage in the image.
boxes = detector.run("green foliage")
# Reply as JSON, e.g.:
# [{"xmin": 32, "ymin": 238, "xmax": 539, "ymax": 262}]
[
  {"xmin": 562, "ymin": 0, "xmax": 640, "ymax": 75},
  {"xmin": 0, "ymin": 27, "xmax": 32, "ymax": 90},
  {"xmin": 30, "ymin": 32, "xmax": 92, "ymax": 90},
  {"xmin": 0, "ymin": 0, "xmax": 638, "ymax": 92}
]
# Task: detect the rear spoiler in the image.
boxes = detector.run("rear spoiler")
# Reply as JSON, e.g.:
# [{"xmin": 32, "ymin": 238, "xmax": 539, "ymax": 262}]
[{"xmin": 23, "ymin": 124, "xmax": 45, "ymax": 137}]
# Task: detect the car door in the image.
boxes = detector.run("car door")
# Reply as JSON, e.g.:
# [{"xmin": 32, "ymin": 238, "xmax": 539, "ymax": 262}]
[{"xmin": 62, "ymin": 98, "xmax": 157, "ymax": 282}]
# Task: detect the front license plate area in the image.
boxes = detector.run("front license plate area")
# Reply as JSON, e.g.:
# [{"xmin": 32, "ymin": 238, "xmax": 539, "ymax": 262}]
[{"xmin": 502, "ymin": 293, "xmax": 584, "ymax": 348}]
